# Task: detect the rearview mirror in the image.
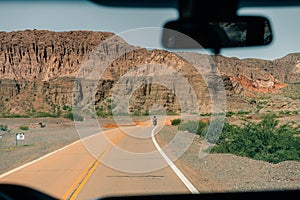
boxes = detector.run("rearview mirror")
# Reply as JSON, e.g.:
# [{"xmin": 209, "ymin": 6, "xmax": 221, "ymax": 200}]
[{"xmin": 162, "ymin": 16, "xmax": 272, "ymax": 50}]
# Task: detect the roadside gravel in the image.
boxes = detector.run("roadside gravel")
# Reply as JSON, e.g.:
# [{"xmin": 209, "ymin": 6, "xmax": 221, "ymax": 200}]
[
  {"xmin": 155, "ymin": 125, "xmax": 300, "ymax": 192},
  {"xmin": 0, "ymin": 118, "xmax": 79, "ymax": 175}
]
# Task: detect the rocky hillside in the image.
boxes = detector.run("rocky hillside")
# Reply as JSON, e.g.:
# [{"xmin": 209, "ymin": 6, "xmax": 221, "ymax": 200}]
[{"xmin": 0, "ymin": 30, "xmax": 299, "ymax": 117}]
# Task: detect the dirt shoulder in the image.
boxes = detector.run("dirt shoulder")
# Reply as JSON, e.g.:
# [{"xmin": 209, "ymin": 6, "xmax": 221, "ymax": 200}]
[
  {"xmin": 155, "ymin": 125, "xmax": 300, "ymax": 193},
  {"xmin": 0, "ymin": 118, "xmax": 78, "ymax": 175},
  {"xmin": 0, "ymin": 117, "xmax": 122, "ymax": 175}
]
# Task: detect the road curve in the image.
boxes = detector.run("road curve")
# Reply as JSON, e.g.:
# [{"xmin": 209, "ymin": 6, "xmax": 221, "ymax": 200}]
[{"xmin": 0, "ymin": 119, "xmax": 197, "ymax": 199}]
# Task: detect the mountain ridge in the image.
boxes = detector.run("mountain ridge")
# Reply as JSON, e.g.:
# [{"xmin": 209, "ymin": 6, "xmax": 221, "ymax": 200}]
[{"xmin": 0, "ymin": 30, "xmax": 299, "ymax": 116}]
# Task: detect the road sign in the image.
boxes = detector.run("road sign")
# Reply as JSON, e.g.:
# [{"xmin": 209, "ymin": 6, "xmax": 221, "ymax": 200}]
[
  {"xmin": 16, "ymin": 132, "xmax": 25, "ymax": 147},
  {"xmin": 16, "ymin": 133, "xmax": 25, "ymax": 140}
]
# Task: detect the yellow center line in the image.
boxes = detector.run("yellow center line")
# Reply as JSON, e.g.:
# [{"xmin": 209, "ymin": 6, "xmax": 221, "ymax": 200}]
[
  {"xmin": 62, "ymin": 132, "xmax": 125, "ymax": 200},
  {"xmin": 61, "ymin": 159, "xmax": 95, "ymax": 200}
]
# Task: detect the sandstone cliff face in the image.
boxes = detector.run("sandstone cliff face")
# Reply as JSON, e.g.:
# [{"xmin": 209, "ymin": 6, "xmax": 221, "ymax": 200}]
[
  {"xmin": 0, "ymin": 30, "xmax": 113, "ymax": 80},
  {"xmin": 0, "ymin": 30, "xmax": 299, "ymax": 116},
  {"xmin": 214, "ymin": 56, "xmax": 288, "ymax": 96},
  {"xmin": 91, "ymin": 49, "xmax": 213, "ymax": 114},
  {"xmin": 0, "ymin": 30, "xmax": 113, "ymax": 114}
]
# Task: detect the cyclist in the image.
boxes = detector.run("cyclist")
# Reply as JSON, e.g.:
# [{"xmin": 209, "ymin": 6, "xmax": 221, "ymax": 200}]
[{"xmin": 152, "ymin": 116, "xmax": 157, "ymax": 126}]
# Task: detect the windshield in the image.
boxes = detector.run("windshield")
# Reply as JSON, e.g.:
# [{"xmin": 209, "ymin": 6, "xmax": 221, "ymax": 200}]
[{"xmin": 0, "ymin": 1, "xmax": 299, "ymax": 200}]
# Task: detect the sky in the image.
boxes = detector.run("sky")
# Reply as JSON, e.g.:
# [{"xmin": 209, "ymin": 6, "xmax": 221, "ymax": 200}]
[{"xmin": 0, "ymin": 0, "xmax": 299, "ymax": 60}]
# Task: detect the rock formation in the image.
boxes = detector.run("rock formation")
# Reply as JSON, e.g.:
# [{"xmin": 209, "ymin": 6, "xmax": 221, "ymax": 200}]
[{"xmin": 0, "ymin": 30, "xmax": 299, "ymax": 116}]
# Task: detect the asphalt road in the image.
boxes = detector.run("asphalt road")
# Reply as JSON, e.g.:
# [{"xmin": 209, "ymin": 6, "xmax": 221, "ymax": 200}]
[{"xmin": 0, "ymin": 119, "xmax": 196, "ymax": 200}]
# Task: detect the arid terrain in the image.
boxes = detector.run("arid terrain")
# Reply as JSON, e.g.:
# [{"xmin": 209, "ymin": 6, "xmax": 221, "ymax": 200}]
[
  {"xmin": 0, "ymin": 30, "xmax": 299, "ymax": 192},
  {"xmin": 0, "ymin": 116, "xmax": 299, "ymax": 193}
]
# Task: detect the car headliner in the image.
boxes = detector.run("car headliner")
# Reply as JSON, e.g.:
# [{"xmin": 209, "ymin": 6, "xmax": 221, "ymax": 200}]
[{"xmin": 89, "ymin": 0, "xmax": 300, "ymax": 8}]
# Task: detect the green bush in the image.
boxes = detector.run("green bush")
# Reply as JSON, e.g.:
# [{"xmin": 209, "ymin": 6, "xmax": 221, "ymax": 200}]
[
  {"xmin": 36, "ymin": 112, "xmax": 60, "ymax": 118},
  {"xmin": 19, "ymin": 126, "xmax": 29, "ymax": 131},
  {"xmin": 0, "ymin": 124, "xmax": 8, "ymax": 131},
  {"xmin": 64, "ymin": 113, "xmax": 84, "ymax": 121},
  {"xmin": 132, "ymin": 110, "xmax": 142, "ymax": 116},
  {"xmin": 237, "ymin": 110, "xmax": 251, "ymax": 115},
  {"xmin": 171, "ymin": 118, "xmax": 181, "ymax": 126},
  {"xmin": 226, "ymin": 111, "xmax": 235, "ymax": 117},
  {"xmin": 96, "ymin": 109, "xmax": 108, "ymax": 117},
  {"xmin": 178, "ymin": 120, "xmax": 208, "ymax": 137},
  {"xmin": 2, "ymin": 114, "xmax": 29, "ymax": 118},
  {"xmin": 142, "ymin": 110, "xmax": 149, "ymax": 116},
  {"xmin": 292, "ymin": 110, "xmax": 299, "ymax": 115},
  {"xmin": 62, "ymin": 105, "xmax": 72, "ymax": 111},
  {"xmin": 64, "ymin": 113, "xmax": 73, "ymax": 120},
  {"xmin": 200, "ymin": 113, "xmax": 212, "ymax": 116},
  {"xmin": 212, "ymin": 114, "xmax": 300, "ymax": 164}
]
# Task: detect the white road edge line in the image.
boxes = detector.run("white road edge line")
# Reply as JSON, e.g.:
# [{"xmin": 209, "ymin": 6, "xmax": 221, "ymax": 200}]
[
  {"xmin": 151, "ymin": 126, "xmax": 199, "ymax": 194},
  {"xmin": 0, "ymin": 128, "xmax": 116, "ymax": 179},
  {"xmin": 0, "ymin": 140, "xmax": 79, "ymax": 179}
]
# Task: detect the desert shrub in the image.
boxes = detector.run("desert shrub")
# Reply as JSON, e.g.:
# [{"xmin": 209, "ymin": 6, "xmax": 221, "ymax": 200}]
[
  {"xmin": 64, "ymin": 113, "xmax": 73, "ymax": 120},
  {"xmin": 226, "ymin": 111, "xmax": 235, "ymax": 117},
  {"xmin": 64, "ymin": 113, "xmax": 84, "ymax": 121},
  {"xmin": 0, "ymin": 124, "xmax": 8, "ymax": 131},
  {"xmin": 132, "ymin": 110, "xmax": 141, "ymax": 116},
  {"xmin": 36, "ymin": 112, "xmax": 60, "ymax": 118},
  {"xmin": 142, "ymin": 110, "xmax": 149, "ymax": 116},
  {"xmin": 212, "ymin": 114, "xmax": 300, "ymax": 164},
  {"xmin": 237, "ymin": 110, "xmax": 251, "ymax": 115},
  {"xmin": 171, "ymin": 118, "xmax": 181, "ymax": 126},
  {"xmin": 62, "ymin": 105, "xmax": 72, "ymax": 111},
  {"xmin": 96, "ymin": 109, "xmax": 108, "ymax": 118},
  {"xmin": 2, "ymin": 114, "xmax": 29, "ymax": 118},
  {"xmin": 178, "ymin": 120, "xmax": 208, "ymax": 137},
  {"xmin": 200, "ymin": 113, "xmax": 212, "ymax": 116},
  {"xmin": 292, "ymin": 110, "xmax": 299, "ymax": 115},
  {"xmin": 19, "ymin": 126, "xmax": 29, "ymax": 131},
  {"xmin": 38, "ymin": 122, "xmax": 46, "ymax": 128}
]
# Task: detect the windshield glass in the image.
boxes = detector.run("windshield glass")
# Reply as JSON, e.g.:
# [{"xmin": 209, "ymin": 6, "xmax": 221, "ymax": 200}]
[{"xmin": 0, "ymin": 1, "xmax": 299, "ymax": 200}]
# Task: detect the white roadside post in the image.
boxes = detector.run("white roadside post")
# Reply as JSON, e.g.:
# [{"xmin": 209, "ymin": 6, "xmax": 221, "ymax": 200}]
[{"xmin": 15, "ymin": 132, "xmax": 25, "ymax": 147}]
